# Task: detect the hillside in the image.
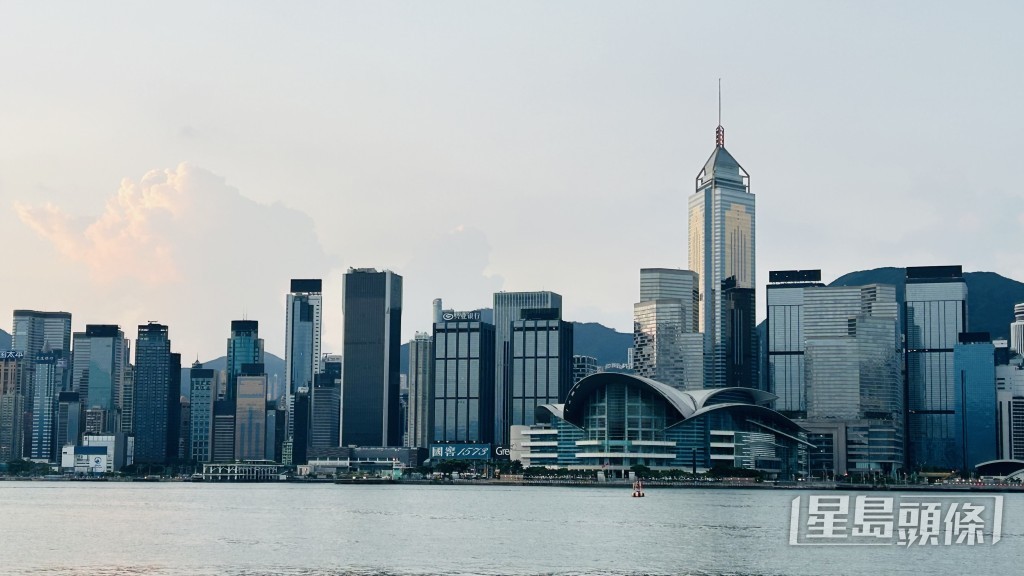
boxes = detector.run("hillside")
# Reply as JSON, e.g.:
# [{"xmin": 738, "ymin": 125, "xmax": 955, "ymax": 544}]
[
  {"xmin": 178, "ymin": 352, "xmax": 285, "ymax": 397},
  {"xmin": 830, "ymin": 268, "xmax": 1024, "ymax": 339}
]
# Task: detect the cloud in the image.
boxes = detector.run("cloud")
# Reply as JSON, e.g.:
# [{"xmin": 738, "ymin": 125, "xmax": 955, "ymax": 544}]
[{"xmin": 14, "ymin": 163, "xmax": 336, "ymax": 359}]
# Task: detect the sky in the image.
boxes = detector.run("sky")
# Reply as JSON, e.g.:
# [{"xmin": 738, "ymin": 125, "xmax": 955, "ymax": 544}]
[{"xmin": 2, "ymin": 1, "xmax": 1023, "ymax": 361}]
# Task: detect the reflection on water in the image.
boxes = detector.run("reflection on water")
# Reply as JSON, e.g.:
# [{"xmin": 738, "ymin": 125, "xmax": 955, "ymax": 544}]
[{"xmin": 0, "ymin": 483, "xmax": 1021, "ymax": 576}]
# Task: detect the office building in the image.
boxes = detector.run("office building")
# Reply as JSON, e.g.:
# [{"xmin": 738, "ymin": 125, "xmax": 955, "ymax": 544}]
[
  {"xmin": 432, "ymin": 310, "xmax": 495, "ymax": 443},
  {"xmin": 0, "ymin": 355, "xmax": 23, "ymax": 461},
  {"xmin": 55, "ymin": 391, "xmax": 81, "ymax": 452},
  {"xmin": 291, "ymin": 387, "xmax": 310, "ymax": 464},
  {"xmin": 310, "ymin": 355, "xmax": 341, "ymax": 450},
  {"xmin": 406, "ymin": 333, "xmax": 434, "ymax": 449},
  {"xmin": 766, "ymin": 270, "xmax": 826, "ymax": 417},
  {"xmin": 211, "ymin": 399, "xmax": 236, "ymax": 463},
  {"xmin": 189, "ymin": 361, "xmax": 215, "ymax": 463},
  {"xmin": 226, "ymin": 321, "xmax": 264, "ymax": 403},
  {"xmin": 996, "ymin": 362, "xmax": 1024, "ymax": 460},
  {"xmin": 572, "ymin": 355, "xmax": 598, "ymax": 385},
  {"xmin": 493, "ymin": 291, "xmax": 561, "ymax": 444},
  {"xmin": 633, "ymin": 268, "xmax": 703, "ymax": 390},
  {"xmin": 133, "ymin": 323, "xmax": 172, "ymax": 464},
  {"xmin": 341, "ymin": 268, "xmax": 403, "ymax": 447},
  {"xmin": 509, "ymin": 308, "xmax": 572, "ymax": 428},
  {"xmin": 12, "ymin": 310, "xmax": 72, "ymax": 457},
  {"xmin": 30, "ymin": 349, "xmax": 68, "ymax": 462},
  {"xmin": 953, "ymin": 333, "xmax": 997, "ymax": 472},
  {"xmin": 235, "ymin": 366, "xmax": 267, "ymax": 461},
  {"xmin": 1011, "ymin": 303, "xmax": 1024, "ymax": 356},
  {"xmin": 71, "ymin": 325, "xmax": 128, "ymax": 435},
  {"xmin": 904, "ymin": 265, "xmax": 968, "ymax": 471},
  {"xmin": 801, "ymin": 284, "xmax": 903, "ymax": 476},
  {"xmin": 688, "ymin": 119, "xmax": 756, "ymax": 389},
  {"xmin": 286, "ymin": 279, "xmax": 323, "ymax": 440}
]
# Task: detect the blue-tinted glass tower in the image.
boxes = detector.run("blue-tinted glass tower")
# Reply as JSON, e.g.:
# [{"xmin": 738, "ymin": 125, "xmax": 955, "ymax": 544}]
[
  {"xmin": 133, "ymin": 322, "xmax": 172, "ymax": 464},
  {"xmin": 954, "ymin": 333, "xmax": 997, "ymax": 473}
]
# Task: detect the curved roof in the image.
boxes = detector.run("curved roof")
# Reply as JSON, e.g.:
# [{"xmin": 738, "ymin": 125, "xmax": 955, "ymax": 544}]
[
  {"xmin": 562, "ymin": 372, "xmax": 786, "ymax": 430},
  {"xmin": 975, "ymin": 459, "xmax": 1024, "ymax": 476}
]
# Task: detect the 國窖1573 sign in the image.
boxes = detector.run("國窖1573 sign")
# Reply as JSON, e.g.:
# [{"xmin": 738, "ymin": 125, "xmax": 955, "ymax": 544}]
[{"xmin": 430, "ymin": 444, "xmax": 491, "ymax": 460}]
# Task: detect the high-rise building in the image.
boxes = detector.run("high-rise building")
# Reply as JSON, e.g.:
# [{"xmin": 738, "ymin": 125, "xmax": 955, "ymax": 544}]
[
  {"xmin": 291, "ymin": 387, "xmax": 310, "ymax": 464},
  {"xmin": 71, "ymin": 325, "xmax": 128, "ymax": 436},
  {"xmin": 30, "ymin": 349, "xmax": 68, "ymax": 462},
  {"xmin": 633, "ymin": 268, "xmax": 702, "ymax": 390},
  {"xmin": 493, "ymin": 291, "xmax": 561, "ymax": 444},
  {"xmin": 904, "ymin": 265, "xmax": 968, "ymax": 471},
  {"xmin": 953, "ymin": 333, "xmax": 997, "ymax": 472},
  {"xmin": 406, "ymin": 333, "xmax": 434, "ymax": 449},
  {"xmin": 996, "ymin": 362, "xmax": 1024, "ymax": 460},
  {"xmin": 766, "ymin": 270, "xmax": 826, "ymax": 417},
  {"xmin": 211, "ymin": 399, "xmax": 235, "ymax": 463},
  {"xmin": 285, "ymin": 279, "xmax": 323, "ymax": 441},
  {"xmin": 133, "ymin": 322, "xmax": 172, "ymax": 464},
  {"xmin": 0, "ymin": 355, "xmax": 23, "ymax": 461},
  {"xmin": 341, "ymin": 268, "xmax": 402, "ymax": 447},
  {"xmin": 55, "ymin": 391, "xmax": 81, "ymax": 453},
  {"xmin": 432, "ymin": 310, "xmax": 495, "ymax": 443},
  {"xmin": 310, "ymin": 354, "xmax": 341, "ymax": 450},
  {"xmin": 688, "ymin": 119, "xmax": 755, "ymax": 389},
  {"xmin": 12, "ymin": 310, "xmax": 72, "ymax": 457},
  {"xmin": 235, "ymin": 367, "xmax": 267, "ymax": 461},
  {"xmin": 189, "ymin": 361, "xmax": 215, "ymax": 463},
  {"xmin": 226, "ymin": 321, "xmax": 264, "ymax": 403},
  {"xmin": 1011, "ymin": 303, "xmax": 1024, "ymax": 356},
  {"xmin": 509, "ymin": 308, "xmax": 573, "ymax": 428},
  {"xmin": 572, "ymin": 355, "xmax": 598, "ymax": 385},
  {"xmin": 798, "ymin": 284, "xmax": 903, "ymax": 477}
]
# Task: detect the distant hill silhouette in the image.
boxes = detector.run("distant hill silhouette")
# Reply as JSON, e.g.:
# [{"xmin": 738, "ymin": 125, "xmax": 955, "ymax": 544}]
[
  {"xmin": 830, "ymin": 267, "xmax": 1024, "ymax": 339},
  {"xmin": 0, "ymin": 328, "xmax": 10, "ymax": 351},
  {"xmin": 178, "ymin": 352, "xmax": 285, "ymax": 397},
  {"xmin": 399, "ymin": 321, "xmax": 633, "ymax": 374}
]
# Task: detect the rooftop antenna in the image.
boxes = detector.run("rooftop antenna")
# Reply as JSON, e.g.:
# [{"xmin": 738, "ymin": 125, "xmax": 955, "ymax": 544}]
[{"xmin": 716, "ymin": 78, "xmax": 725, "ymax": 148}]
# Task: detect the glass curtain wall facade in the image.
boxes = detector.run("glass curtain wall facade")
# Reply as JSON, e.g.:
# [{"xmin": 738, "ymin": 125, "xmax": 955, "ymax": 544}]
[
  {"xmin": 572, "ymin": 355, "xmax": 598, "ymax": 385},
  {"xmin": 30, "ymin": 350, "xmax": 68, "ymax": 462},
  {"xmin": 13, "ymin": 310, "xmax": 72, "ymax": 456},
  {"xmin": 226, "ymin": 321, "xmax": 264, "ymax": 404},
  {"xmin": 406, "ymin": 333, "xmax": 434, "ymax": 448},
  {"xmin": 310, "ymin": 355, "xmax": 341, "ymax": 450},
  {"xmin": 235, "ymin": 373, "xmax": 267, "ymax": 461},
  {"xmin": 633, "ymin": 268, "xmax": 702, "ymax": 391},
  {"xmin": 133, "ymin": 323, "xmax": 172, "ymax": 464},
  {"xmin": 285, "ymin": 279, "xmax": 322, "ymax": 441},
  {"xmin": 341, "ymin": 268, "xmax": 403, "ymax": 447},
  {"xmin": 953, "ymin": 333, "xmax": 997, "ymax": 472},
  {"xmin": 493, "ymin": 291, "xmax": 561, "ymax": 445},
  {"xmin": 688, "ymin": 125, "xmax": 755, "ymax": 389},
  {"xmin": 766, "ymin": 270, "xmax": 825, "ymax": 417},
  {"xmin": 904, "ymin": 265, "xmax": 967, "ymax": 471},
  {"xmin": 0, "ymin": 358, "xmax": 22, "ymax": 461},
  {"xmin": 802, "ymin": 284, "xmax": 903, "ymax": 475},
  {"xmin": 509, "ymin": 310, "xmax": 573, "ymax": 428},
  {"xmin": 189, "ymin": 362, "xmax": 215, "ymax": 463},
  {"xmin": 72, "ymin": 325, "xmax": 127, "ymax": 435},
  {"xmin": 432, "ymin": 314, "xmax": 495, "ymax": 443}
]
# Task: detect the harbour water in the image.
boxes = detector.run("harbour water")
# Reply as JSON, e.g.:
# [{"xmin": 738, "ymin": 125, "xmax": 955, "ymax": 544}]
[{"xmin": 1, "ymin": 482, "xmax": 1022, "ymax": 575}]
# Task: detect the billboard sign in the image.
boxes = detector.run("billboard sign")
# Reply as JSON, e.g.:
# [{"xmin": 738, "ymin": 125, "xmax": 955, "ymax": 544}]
[{"xmin": 430, "ymin": 444, "xmax": 491, "ymax": 460}]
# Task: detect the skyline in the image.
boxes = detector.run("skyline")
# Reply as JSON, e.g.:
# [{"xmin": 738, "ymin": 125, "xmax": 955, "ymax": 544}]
[{"xmin": 3, "ymin": 2, "xmax": 1023, "ymax": 361}]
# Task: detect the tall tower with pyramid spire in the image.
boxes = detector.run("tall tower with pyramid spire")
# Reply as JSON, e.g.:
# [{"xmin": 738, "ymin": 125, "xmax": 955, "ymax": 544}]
[{"xmin": 688, "ymin": 95, "xmax": 756, "ymax": 389}]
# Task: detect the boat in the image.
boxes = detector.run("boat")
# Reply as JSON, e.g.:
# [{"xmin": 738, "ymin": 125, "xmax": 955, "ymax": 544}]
[{"xmin": 632, "ymin": 478, "xmax": 645, "ymax": 497}]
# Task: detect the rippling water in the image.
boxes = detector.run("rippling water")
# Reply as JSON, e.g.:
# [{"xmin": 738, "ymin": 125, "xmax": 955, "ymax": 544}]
[{"xmin": 0, "ymin": 482, "xmax": 1021, "ymax": 575}]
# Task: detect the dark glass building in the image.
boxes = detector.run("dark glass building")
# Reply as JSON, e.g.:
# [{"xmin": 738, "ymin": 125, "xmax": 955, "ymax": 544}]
[
  {"xmin": 341, "ymin": 268, "xmax": 402, "ymax": 447},
  {"xmin": 432, "ymin": 310, "xmax": 495, "ymax": 443},
  {"xmin": 953, "ymin": 333, "xmax": 997, "ymax": 472},
  {"xmin": 509, "ymin": 307, "xmax": 573, "ymax": 428},
  {"xmin": 133, "ymin": 323, "xmax": 172, "ymax": 464},
  {"xmin": 226, "ymin": 320, "xmax": 264, "ymax": 403},
  {"xmin": 766, "ymin": 270, "xmax": 825, "ymax": 417},
  {"xmin": 311, "ymin": 354, "xmax": 341, "ymax": 450},
  {"xmin": 904, "ymin": 265, "xmax": 967, "ymax": 471}
]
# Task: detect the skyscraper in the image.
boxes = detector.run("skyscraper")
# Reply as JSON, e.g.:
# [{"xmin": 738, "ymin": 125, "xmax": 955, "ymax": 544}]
[
  {"xmin": 1011, "ymin": 303, "xmax": 1024, "ymax": 356},
  {"xmin": 904, "ymin": 265, "xmax": 968, "ymax": 471},
  {"xmin": 341, "ymin": 268, "xmax": 403, "ymax": 447},
  {"xmin": 688, "ymin": 119, "xmax": 755, "ymax": 389},
  {"xmin": 226, "ymin": 321, "xmax": 264, "ymax": 403},
  {"xmin": 493, "ymin": 291, "xmax": 561, "ymax": 444},
  {"xmin": 509, "ymin": 308, "xmax": 572, "ymax": 428},
  {"xmin": 766, "ymin": 270, "xmax": 826, "ymax": 417},
  {"xmin": 133, "ymin": 322, "xmax": 172, "ymax": 464},
  {"xmin": 802, "ymin": 284, "xmax": 903, "ymax": 476},
  {"xmin": 12, "ymin": 310, "xmax": 72, "ymax": 457},
  {"xmin": 572, "ymin": 355, "xmax": 598, "ymax": 385},
  {"xmin": 310, "ymin": 354, "xmax": 341, "ymax": 450},
  {"xmin": 235, "ymin": 367, "xmax": 267, "ymax": 461},
  {"xmin": 953, "ymin": 333, "xmax": 997, "ymax": 472},
  {"xmin": 406, "ymin": 333, "xmax": 434, "ymax": 449},
  {"xmin": 189, "ymin": 361, "xmax": 215, "ymax": 463},
  {"xmin": 0, "ymin": 355, "xmax": 22, "ymax": 461},
  {"xmin": 432, "ymin": 310, "xmax": 495, "ymax": 443},
  {"xmin": 71, "ymin": 325, "xmax": 128, "ymax": 435},
  {"xmin": 633, "ymin": 268, "xmax": 703, "ymax": 390},
  {"xmin": 30, "ymin": 349, "xmax": 68, "ymax": 462},
  {"xmin": 285, "ymin": 279, "xmax": 322, "ymax": 440}
]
